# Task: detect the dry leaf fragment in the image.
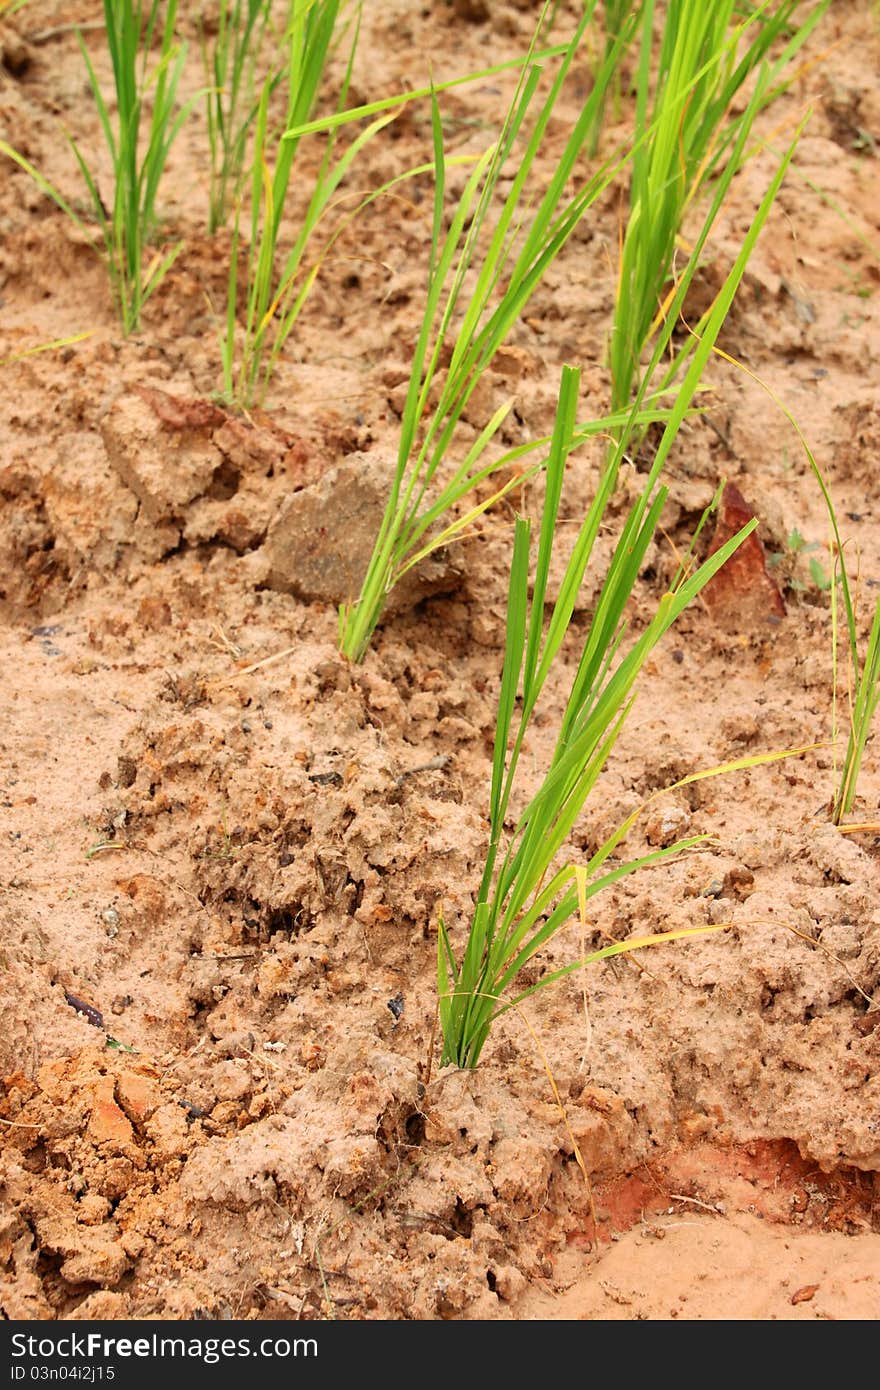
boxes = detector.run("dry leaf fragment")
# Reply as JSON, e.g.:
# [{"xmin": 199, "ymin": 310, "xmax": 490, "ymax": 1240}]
[{"xmin": 791, "ymin": 1283, "xmax": 820, "ymax": 1305}]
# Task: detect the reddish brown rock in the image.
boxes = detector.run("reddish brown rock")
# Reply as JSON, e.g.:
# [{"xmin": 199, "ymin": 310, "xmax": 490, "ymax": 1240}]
[
  {"xmin": 704, "ymin": 481, "xmax": 786, "ymax": 626},
  {"xmin": 116, "ymin": 1071, "xmax": 162, "ymax": 1126},
  {"xmin": 89, "ymin": 1097, "xmax": 135, "ymax": 1148}
]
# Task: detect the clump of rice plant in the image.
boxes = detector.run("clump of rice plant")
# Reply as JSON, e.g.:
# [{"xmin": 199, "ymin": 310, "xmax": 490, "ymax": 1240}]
[
  {"xmin": 0, "ymin": 0, "xmax": 194, "ymax": 333},
  {"xmin": 436, "ymin": 368, "xmax": 752, "ymax": 1068},
  {"xmin": 221, "ymin": 0, "xmax": 396, "ymax": 407},
  {"xmin": 438, "ymin": 131, "xmax": 801, "ymax": 1067},
  {"xmin": 587, "ymin": 0, "xmax": 635, "ymax": 153},
  {"xmin": 336, "ymin": 0, "xmax": 816, "ymax": 664},
  {"xmin": 200, "ymin": 0, "xmax": 277, "ymax": 235},
  {"xmin": 610, "ymin": 0, "xmax": 828, "ymax": 416},
  {"xmin": 337, "ymin": 0, "xmax": 645, "ymax": 663}
]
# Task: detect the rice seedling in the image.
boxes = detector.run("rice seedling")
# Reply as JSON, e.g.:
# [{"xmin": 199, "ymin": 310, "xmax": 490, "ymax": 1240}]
[
  {"xmin": 610, "ymin": 0, "xmax": 828, "ymax": 417},
  {"xmin": 438, "ymin": 129, "xmax": 802, "ymax": 1068},
  {"xmin": 200, "ymin": 0, "xmax": 276, "ymax": 235},
  {"xmin": 587, "ymin": 0, "xmax": 634, "ymax": 154},
  {"xmin": 222, "ymin": 0, "xmax": 393, "ymax": 407},
  {"xmin": 337, "ymin": 0, "xmax": 816, "ymax": 664},
  {"xmin": 835, "ymin": 600, "xmax": 880, "ymax": 824},
  {"xmin": 0, "ymin": 0, "xmax": 195, "ymax": 334},
  {"xmin": 336, "ymin": 1, "xmax": 648, "ymax": 663},
  {"xmin": 222, "ymin": 9, "xmax": 596, "ymax": 410},
  {"xmin": 437, "ymin": 370, "xmax": 740, "ymax": 1068}
]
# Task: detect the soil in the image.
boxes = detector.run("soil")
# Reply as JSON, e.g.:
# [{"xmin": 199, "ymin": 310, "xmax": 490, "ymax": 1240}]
[{"xmin": 2, "ymin": 1, "xmax": 880, "ymax": 1323}]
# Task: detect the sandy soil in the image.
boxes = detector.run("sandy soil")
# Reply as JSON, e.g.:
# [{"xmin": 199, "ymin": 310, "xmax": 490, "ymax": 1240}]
[{"xmin": 1, "ymin": 1, "xmax": 879, "ymax": 1322}]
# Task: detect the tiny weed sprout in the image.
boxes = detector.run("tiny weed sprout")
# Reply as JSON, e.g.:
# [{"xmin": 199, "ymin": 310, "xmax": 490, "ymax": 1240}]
[
  {"xmin": 705, "ymin": 349, "xmax": 880, "ymax": 825},
  {"xmin": 836, "ymin": 599, "xmax": 880, "ymax": 824},
  {"xmin": 0, "ymin": 0, "xmax": 196, "ymax": 333},
  {"xmin": 610, "ymin": 0, "xmax": 828, "ymax": 418},
  {"xmin": 200, "ymin": 0, "xmax": 277, "ymax": 235}
]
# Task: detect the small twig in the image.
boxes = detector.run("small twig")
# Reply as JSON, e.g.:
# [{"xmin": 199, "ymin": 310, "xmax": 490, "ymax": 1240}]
[
  {"xmin": 263, "ymin": 1286, "xmax": 307, "ymax": 1317},
  {"xmin": 27, "ymin": 21, "xmax": 106, "ymax": 45},
  {"xmin": 313, "ymin": 1246, "xmax": 335, "ymax": 1321},
  {"xmin": 206, "ymin": 645, "xmax": 298, "ymax": 687},
  {"xmin": 206, "ymin": 624, "xmax": 243, "ymax": 660},
  {"xmin": 670, "ymin": 1192, "xmax": 723, "ymax": 1214},
  {"xmin": 85, "ymin": 840, "xmax": 127, "ymax": 861},
  {"xmin": 396, "ymin": 754, "xmax": 451, "ymax": 785}
]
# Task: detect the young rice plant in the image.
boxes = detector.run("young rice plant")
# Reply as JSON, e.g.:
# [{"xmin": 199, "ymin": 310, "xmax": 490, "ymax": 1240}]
[
  {"xmin": 714, "ymin": 354, "xmax": 880, "ymax": 825},
  {"xmin": 438, "ymin": 130, "xmax": 802, "ymax": 1068},
  {"xmin": 221, "ymin": 0, "xmax": 399, "ymax": 407},
  {"xmin": 337, "ymin": 0, "xmax": 646, "ymax": 663},
  {"xmin": 0, "ymin": 0, "xmax": 194, "ymax": 334},
  {"xmin": 610, "ymin": 0, "xmax": 828, "ymax": 417},
  {"xmin": 200, "ymin": 0, "xmax": 278, "ymax": 234}
]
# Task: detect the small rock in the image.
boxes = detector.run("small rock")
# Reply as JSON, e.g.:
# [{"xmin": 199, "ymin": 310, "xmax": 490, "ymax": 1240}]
[
  {"xmin": 60, "ymin": 1236, "xmax": 129, "ymax": 1286},
  {"xmin": 76, "ymin": 1193, "xmax": 112, "ymax": 1226},
  {"xmin": 645, "ymin": 805, "xmax": 691, "ymax": 848},
  {"xmin": 116, "ymin": 1071, "xmax": 162, "ymax": 1125},
  {"xmin": 64, "ymin": 1290, "xmax": 130, "ymax": 1319},
  {"xmin": 491, "ymin": 1264, "xmax": 526, "ymax": 1302},
  {"xmin": 722, "ymin": 865, "xmax": 755, "ymax": 899},
  {"xmin": 809, "ymin": 823, "xmax": 866, "ymax": 885},
  {"xmin": 145, "ymin": 1102, "xmax": 193, "ymax": 1160},
  {"xmin": 88, "ymin": 1098, "xmax": 134, "ymax": 1149},
  {"xmin": 212, "ymin": 415, "xmax": 293, "ymax": 475},
  {"xmin": 704, "ymin": 481, "xmax": 786, "ymax": 628}
]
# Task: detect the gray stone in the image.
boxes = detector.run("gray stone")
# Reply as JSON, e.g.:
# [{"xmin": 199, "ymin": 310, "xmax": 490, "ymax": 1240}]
[{"xmin": 262, "ymin": 451, "xmax": 461, "ymax": 610}]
